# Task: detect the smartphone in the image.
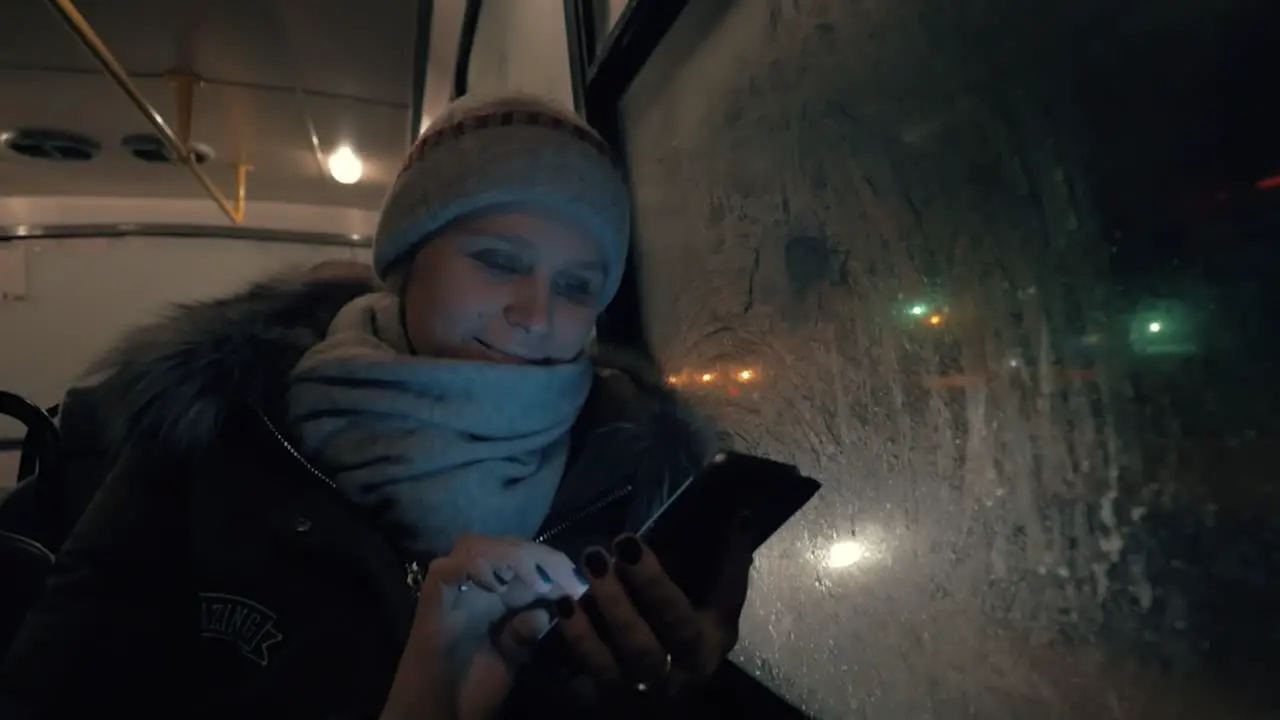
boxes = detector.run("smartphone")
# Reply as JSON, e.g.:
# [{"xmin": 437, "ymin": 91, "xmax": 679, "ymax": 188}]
[
  {"xmin": 529, "ymin": 451, "xmax": 821, "ymax": 661},
  {"xmin": 636, "ymin": 451, "xmax": 821, "ymax": 605}
]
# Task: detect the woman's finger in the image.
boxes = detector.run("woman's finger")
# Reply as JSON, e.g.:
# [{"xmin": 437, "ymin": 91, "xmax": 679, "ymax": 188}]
[
  {"xmin": 453, "ymin": 535, "xmax": 533, "ymax": 587},
  {"xmin": 579, "ymin": 546, "xmax": 669, "ymax": 682},
  {"xmin": 423, "ymin": 555, "xmax": 474, "ymax": 614},
  {"xmin": 554, "ymin": 595, "xmax": 621, "ymax": 682},
  {"xmin": 505, "ymin": 544, "xmax": 563, "ymax": 594},
  {"xmin": 539, "ymin": 550, "xmax": 591, "ymax": 599},
  {"xmin": 418, "ymin": 556, "xmax": 502, "ymax": 643},
  {"xmin": 493, "ymin": 606, "xmax": 554, "ymax": 663},
  {"xmin": 463, "ymin": 556, "xmax": 506, "ymax": 593},
  {"xmin": 608, "ymin": 535, "xmax": 707, "ymax": 671}
]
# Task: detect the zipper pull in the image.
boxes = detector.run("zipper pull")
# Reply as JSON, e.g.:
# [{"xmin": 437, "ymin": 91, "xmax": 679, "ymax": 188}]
[{"xmin": 405, "ymin": 560, "xmax": 425, "ymax": 594}]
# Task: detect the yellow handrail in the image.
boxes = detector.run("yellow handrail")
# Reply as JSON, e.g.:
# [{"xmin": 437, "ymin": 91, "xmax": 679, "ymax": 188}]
[{"xmin": 45, "ymin": 0, "xmax": 251, "ymax": 224}]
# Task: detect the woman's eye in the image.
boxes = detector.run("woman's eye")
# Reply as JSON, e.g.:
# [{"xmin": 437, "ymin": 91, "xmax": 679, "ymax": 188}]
[
  {"xmin": 471, "ymin": 250, "xmax": 524, "ymax": 275},
  {"xmin": 556, "ymin": 276, "xmax": 597, "ymax": 304}
]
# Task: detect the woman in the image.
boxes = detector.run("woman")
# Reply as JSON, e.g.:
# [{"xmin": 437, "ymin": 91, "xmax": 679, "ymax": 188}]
[{"xmin": 0, "ymin": 94, "xmax": 752, "ymax": 719}]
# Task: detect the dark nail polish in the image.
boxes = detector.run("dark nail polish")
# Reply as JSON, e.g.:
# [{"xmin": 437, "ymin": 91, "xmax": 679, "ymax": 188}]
[
  {"xmin": 492, "ymin": 570, "xmax": 509, "ymax": 586},
  {"xmin": 574, "ymin": 568, "xmax": 591, "ymax": 586},
  {"xmin": 614, "ymin": 535, "xmax": 643, "ymax": 565},
  {"xmin": 555, "ymin": 595, "xmax": 576, "ymax": 620},
  {"xmin": 583, "ymin": 548, "xmax": 610, "ymax": 579},
  {"xmin": 536, "ymin": 565, "xmax": 553, "ymax": 585}
]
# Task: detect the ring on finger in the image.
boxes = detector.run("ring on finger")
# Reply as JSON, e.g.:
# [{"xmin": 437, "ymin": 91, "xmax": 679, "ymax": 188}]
[{"xmin": 633, "ymin": 653, "xmax": 673, "ymax": 693}]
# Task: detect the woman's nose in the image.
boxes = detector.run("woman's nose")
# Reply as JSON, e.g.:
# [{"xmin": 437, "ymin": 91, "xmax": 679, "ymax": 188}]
[{"xmin": 503, "ymin": 279, "xmax": 552, "ymax": 335}]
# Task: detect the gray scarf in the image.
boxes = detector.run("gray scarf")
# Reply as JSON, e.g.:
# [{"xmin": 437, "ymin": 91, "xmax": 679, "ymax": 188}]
[{"xmin": 286, "ymin": 292, "xmax": 592, "ymax": 560}]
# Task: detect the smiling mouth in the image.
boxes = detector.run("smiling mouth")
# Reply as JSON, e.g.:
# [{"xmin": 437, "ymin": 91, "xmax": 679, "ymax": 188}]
[{"xmin": 474, "ymin": 338, "xmax": 542, "ymax": 365}]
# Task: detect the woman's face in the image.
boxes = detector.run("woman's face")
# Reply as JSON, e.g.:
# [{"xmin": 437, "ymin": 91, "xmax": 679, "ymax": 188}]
[{"xmin": 401, "ymin": 209, "xmax": 609, "ymax": 364}]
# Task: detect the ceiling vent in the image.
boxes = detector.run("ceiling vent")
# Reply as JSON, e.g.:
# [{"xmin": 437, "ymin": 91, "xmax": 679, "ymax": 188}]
[
  {"xmin": 1, "ymin": 129, "xmax": 101, "ymax": 161},
  {"xmin": 121, "ymin": 133, "xmax": 214, "ymax": 165}
]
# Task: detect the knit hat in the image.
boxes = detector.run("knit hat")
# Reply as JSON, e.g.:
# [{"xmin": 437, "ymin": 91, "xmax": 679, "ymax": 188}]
[{"xmin": 374, "ymin": 93, "xmax": 632, "ymax": 303}]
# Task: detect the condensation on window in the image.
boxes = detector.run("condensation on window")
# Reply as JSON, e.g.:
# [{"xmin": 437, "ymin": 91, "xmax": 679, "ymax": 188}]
[{"xmin": 622, "ymin": 1, "xmax": 1278, "ymax": 717}]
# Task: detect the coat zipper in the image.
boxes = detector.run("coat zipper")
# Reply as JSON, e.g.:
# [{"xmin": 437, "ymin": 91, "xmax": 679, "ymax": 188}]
[
  {"xmin": 255, "ymin": 410, "xmax": 428, "ymax": 593},
  {"xmin": 256, "ymin": 410, "xmax": 634, "ymax": 595},
  {"xmin": 533, "ymin": 483, "xmax": 633, "ymax": 544}
]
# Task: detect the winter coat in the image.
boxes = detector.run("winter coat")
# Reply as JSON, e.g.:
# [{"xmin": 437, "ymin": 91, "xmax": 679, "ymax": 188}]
[{"xmin": 0, "ymin": 268, "xmax": 796, "ymax": 719}]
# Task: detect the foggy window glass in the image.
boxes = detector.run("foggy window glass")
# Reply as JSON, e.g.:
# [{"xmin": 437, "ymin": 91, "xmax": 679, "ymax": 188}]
[{"xmin": 620, "ymin": 1, "xmax": 1278, "ymax": 717}]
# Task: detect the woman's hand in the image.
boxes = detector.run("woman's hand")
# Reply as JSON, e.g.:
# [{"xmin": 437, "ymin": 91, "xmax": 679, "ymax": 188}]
[
  {"xmin": 382, "ymin": 535, "xmax": 587, "ymax": 720},
  {"xmin": 553, "ymin": 530, "xmax": 753, "ymax": 699}
]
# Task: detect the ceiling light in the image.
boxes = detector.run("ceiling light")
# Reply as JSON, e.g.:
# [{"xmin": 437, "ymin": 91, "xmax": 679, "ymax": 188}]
[{"xmin": 326, "ymin": 145, "xmax": 363, "ymax": 184}]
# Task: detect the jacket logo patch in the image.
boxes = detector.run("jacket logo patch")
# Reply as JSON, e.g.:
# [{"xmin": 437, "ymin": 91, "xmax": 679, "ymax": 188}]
[{"xmin": 199, "ymin": 593, "xmax": 284, "ymax": 666}]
